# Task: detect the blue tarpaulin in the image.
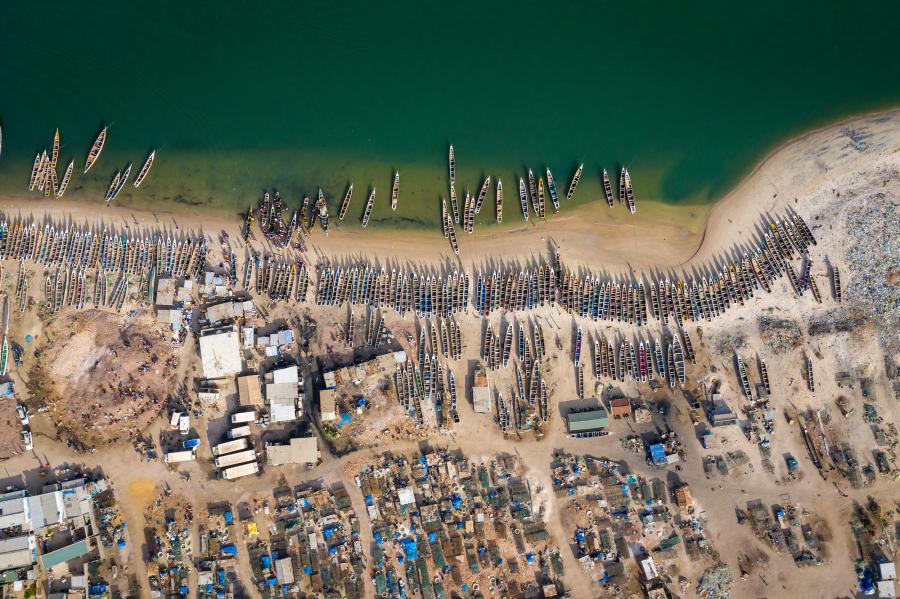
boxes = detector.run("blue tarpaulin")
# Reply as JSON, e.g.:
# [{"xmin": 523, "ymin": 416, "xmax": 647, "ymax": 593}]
[
  {"xmin": 224, "ymin": 511, "xmax": 233, "ymax": 524},
  {"xmin": 220, "ymin": 544, "xmax": 237, "ymax": 556},
  {"xmin": 403, "ymin": 538, "xmax": 418, "ymax": 560}
]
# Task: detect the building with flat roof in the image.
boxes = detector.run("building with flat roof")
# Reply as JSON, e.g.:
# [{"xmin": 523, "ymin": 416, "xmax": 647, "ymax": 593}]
[
  {"xmin": 608, "ymin": 398, "xmax": 632, "ymax": 420},
  {"xmin": 319, "ymin": 389, "xmax": 337, "ymax": 422},
  {"xmin": 199, "ymin": 326, "xmax": 242, "ymax": 379},
  {"xmin": 0, "ymin": 493, "xmax": 28, "ymax": 529},
  {"xmin": 566, "ymin": 409, "xmax": 609, "ymax": 433},
  {"xmin": 238, "ymin": 374, "xmax": 263, "ymax": 407},
  {"xmin": 266, "ymin": 437, "xmax": 320, "ymax": 466},
  {"xmin": 39, "ymin": 539, "xmax": 91, "ymax": 571},
  {"xmin": 0, "ymin": 535, "xmax": 36, "ymax": 571}
]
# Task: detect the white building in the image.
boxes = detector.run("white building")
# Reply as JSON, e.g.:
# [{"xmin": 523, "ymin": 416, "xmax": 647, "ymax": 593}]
[{"xmin": 199, "ymin": 326, "xmax": 242, "ymax": 379}]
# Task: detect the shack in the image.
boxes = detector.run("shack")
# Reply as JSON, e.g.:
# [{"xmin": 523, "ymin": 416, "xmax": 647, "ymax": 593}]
[{"xmin": 566, "ymin": 409, "xmax": 609, "ymax": 434}]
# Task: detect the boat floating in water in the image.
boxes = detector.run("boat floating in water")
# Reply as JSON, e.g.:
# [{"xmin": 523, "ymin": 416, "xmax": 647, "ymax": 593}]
[
  {"xmin": 566, "ymin": 163, "xmax": 583, "ymax": 200},
  {"xmin": 104, "ymin": 171, "xmax": 121, "ymax": 203},
  {"xmin": 495, "ymin": 179, "xmax": 503, "ymax": 224},
  {"xmin": 133, "ymin": 151, "xmax": 156, "ymax": 188},
  {"xmin": 623, "ymin": 168, "xmax": 636, "ymax": 214},
  {"xmin": 391, "ymin": 171, "xmax": 399, "ymax": 211},
  {"xmin": 518, "ymin": 178, "xmax": 529, "ymax": 221},
  {"xmin": 339, "ymin": 184, "xmax": 353, "ymax": 220},
  {"xmin": 84, "ymin": 126, "xmax": 107, "ymax": 174},
  {"xmin": 474, "ymin": 176, "xmax": 491, "ymax": 214},
  {"xmin": 362, "ymin": 187, "xmax": 376, "ymax": 227},
  {"xmin": 56, "ymin": 160, "xmax": 74, "ymax": 198},
  {"xmin": 546, "ymin": 168, "xmax": 560, "ymax": 213},
  {"xmin": 602, "ymin": 168, "xmax": 614, "ymax": 207}
]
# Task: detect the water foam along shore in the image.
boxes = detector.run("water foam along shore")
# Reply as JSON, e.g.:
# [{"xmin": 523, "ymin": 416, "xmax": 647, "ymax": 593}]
[{"xmin": 0, "ymin": 108, "xmax": 897, "ymax": 276}]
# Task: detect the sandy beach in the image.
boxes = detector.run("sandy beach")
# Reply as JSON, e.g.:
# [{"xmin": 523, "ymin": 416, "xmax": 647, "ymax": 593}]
[{"xmin": 2, "ymin": 110, "xmax": 897, "ymax": 278}]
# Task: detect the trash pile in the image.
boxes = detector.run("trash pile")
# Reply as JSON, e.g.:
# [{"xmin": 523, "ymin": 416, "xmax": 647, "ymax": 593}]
[
  {"xmin": 696, "ymin": 563, "xmax": 733, "ymax": 599},
  {"xmin": 844, "ymin": 192, "xmax": 899, "ymax": 352},
  {"xmin": 756, "ymin": 316, "xmax": 803, "ymax": 353}
]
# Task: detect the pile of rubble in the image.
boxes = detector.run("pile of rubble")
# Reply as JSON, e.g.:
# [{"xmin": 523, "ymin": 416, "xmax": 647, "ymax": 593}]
[
  {"xmin": 696, "ymin": 563, "xmax": 733, "ymax": 599},
  {"xmin": 756, "ymin": 316, "xmax": 803, "ymax": 353}
]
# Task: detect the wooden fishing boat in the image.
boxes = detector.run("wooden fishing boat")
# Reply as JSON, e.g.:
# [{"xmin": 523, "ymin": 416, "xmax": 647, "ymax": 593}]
[
  {"xmin": 527, "ymin": 169, "xmax": 538, "ymax": 214},
  {"xmin": 496, "ymin": 179, "xmax": 503, "ymax": 224},
  {"xmin": 28, "ymin": 153, "xmax": 42, "ymax": 191},
  {"xmin": 109, "ymin": 163, "xmax": 132, "ymax": 201},
  {"xmin": 518, "ymin": 178, "xmax": 529, "ymax": 221},
  {"xmin": 624, "ymin": 168, "xmax": 636, "ymax": 214},
  {"xmin": 84, "ymin": 126, "xmax": 107, "ymax": 173},
  {"xmin": 537, "ymin": 177, "xmax": 546, "ymax": 217},
  {"xmin": 104, "ymin": 171, "xmax": 121, "ymax": 203},
  {"xmin": 36, "ymin": 152, "xmax": 49, "ymax": 192},
  {"xmin": 474, "ymin": 176, "xmax": 491, "ymax": 214},
  {"xmin": 449, "ymin": 183, "xmax": 460, "ymax": 224},
  {"xmin": 0, "ymin": 335, "xmax": 7, "ymax": 377},
  {"xmin": 133, "ymin": 150, "xmax": 156, "ymax": 188},
  {"xmin": 362, "ymin": 187, "xmax": 376, "ymax": 227},
  {"xmin": 546, "ymin": 168, "xmax": 560, "ymax": 212},
  {"xmin": 448, "ymin": 145, "xmax": 455, "ymax": 185},
  {"xmin": 566, "ymin": 163, "xmax": 583, "ymax": 200},
  {"xmin": 339, "ymin": 184, "xmax": 353, "ymax": 220},
  {"xmin": 574, "ymin": 326, "xmax": 582, "ymax": 367},
  {"xmin": 447, "ymin": 203, "xmax": 461, "ymax": 254},
  {"xmin": 391, "ymin": 171, "xmax": 400, "ymax": 211},
  {"xmin": 56, "ymin": 160, "xmax": 74, "ymax": 198},
  {"xmin": 618, "ymin": 167, "xmax": 626, "ymax": 205},
  {"xmin": 602, "ymin": 168, "xmax": 614, "ymax": 207},
  {"xmin": 51, "ymin": 128, "xmax": 60, "ymax": 168},
  {"xmin": 316, "ymin": 189, "xmax": 329, "ymax": 233}
]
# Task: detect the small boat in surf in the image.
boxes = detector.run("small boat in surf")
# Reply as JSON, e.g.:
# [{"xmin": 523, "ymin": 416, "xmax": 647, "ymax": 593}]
[
  {"xmin": 28, "ymin": 153, "xmax": 42, "ymax": 191},
  {"xmin": 496, "ymin": 179, "xmax": 503, "ymax": 224},
  {"xmin": 518, "ymin": 178, "xmax": 529, "ymax": 221},
  {"xmin": 566, "ymin": 163, "xmax": 583, "ymax": 200},
  {"xmin": 133, "ymin": 151, "xmax": 156, "ymax": 188},
  {"xmin": 56, "ymin": 160, "xmax": 74, "ymax": 198},
  {"xmin": 537, "ymin": 177, "xmax": 546, "ymax": 218},
  {"xmin": 339, "ymin": 184, "xmax": 353, "ymax": 220},
  {"xmin": 602, "ymin": 168, "xmax": 614, "ymax": 207},
  {"xmin": 474, "ymin": 176, "xmax": 490, "ymax": 214},
  {"xmin": 104, "ymin": 171, "xmax": 121, "ymax": 203},
  {"xmin": 84, "ymin": 126, "xmax": 107, "ymax": 174},
  {"xmin": 51, "ymin": 128, "xmax": 60, "ymax": 168},
  {"xmin": 316, "ymin": 188, "xmax": 329, "ymax": 233},
  {"xmin": 546, "ymin": 168, "xmax": 560, "ymax": 213},
  {"xmin": 623, "ymin": 168, "xmax": 636, "ymax": 214},
  {"xmin": 391, "ymin": 171, "xmax": 399, "ymax": 210},
  {"xmin": 362, "ymin": 187, "xmax": 376, "ymax": 227},
  {"xmin": 527, "ymin": 169, "xmax": 538, "ymax": 214},
  {"xmin": 109, "ymin": 163, "xmax": 132, "ymax": 201},
  {"xmin": 448, "ymin": 145, "xmax": 455, "ymax": 184}
]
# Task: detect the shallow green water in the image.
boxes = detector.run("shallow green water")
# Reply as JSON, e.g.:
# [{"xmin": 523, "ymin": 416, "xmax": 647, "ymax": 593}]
[{"xmin": 1, "ymin": 1, "xmax": 899, "ymax": 228}]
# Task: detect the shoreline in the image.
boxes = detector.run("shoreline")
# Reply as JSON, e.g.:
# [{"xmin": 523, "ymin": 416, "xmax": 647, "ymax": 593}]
[{"xmin": 1, "ymin": 108, "xmax": 897, "ymax": 274}]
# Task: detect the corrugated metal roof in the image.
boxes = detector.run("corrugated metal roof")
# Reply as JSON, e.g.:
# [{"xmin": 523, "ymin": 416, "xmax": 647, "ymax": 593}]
[{"xmin": 566, "ymin": 410, "xmax": 609, "ymax": 432}]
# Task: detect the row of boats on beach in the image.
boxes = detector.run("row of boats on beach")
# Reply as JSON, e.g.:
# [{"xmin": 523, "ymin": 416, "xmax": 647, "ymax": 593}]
[
  {"xmin": 25, "ymin": 126, "xmax": 155, "ymax": 202},
  {"xmin": 0, "ymin": 218, "xmax": 207, "ymax": 278},
  {"xmin": 309, "ymin": 208, "xmax": 819, "ymax": 323}
]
